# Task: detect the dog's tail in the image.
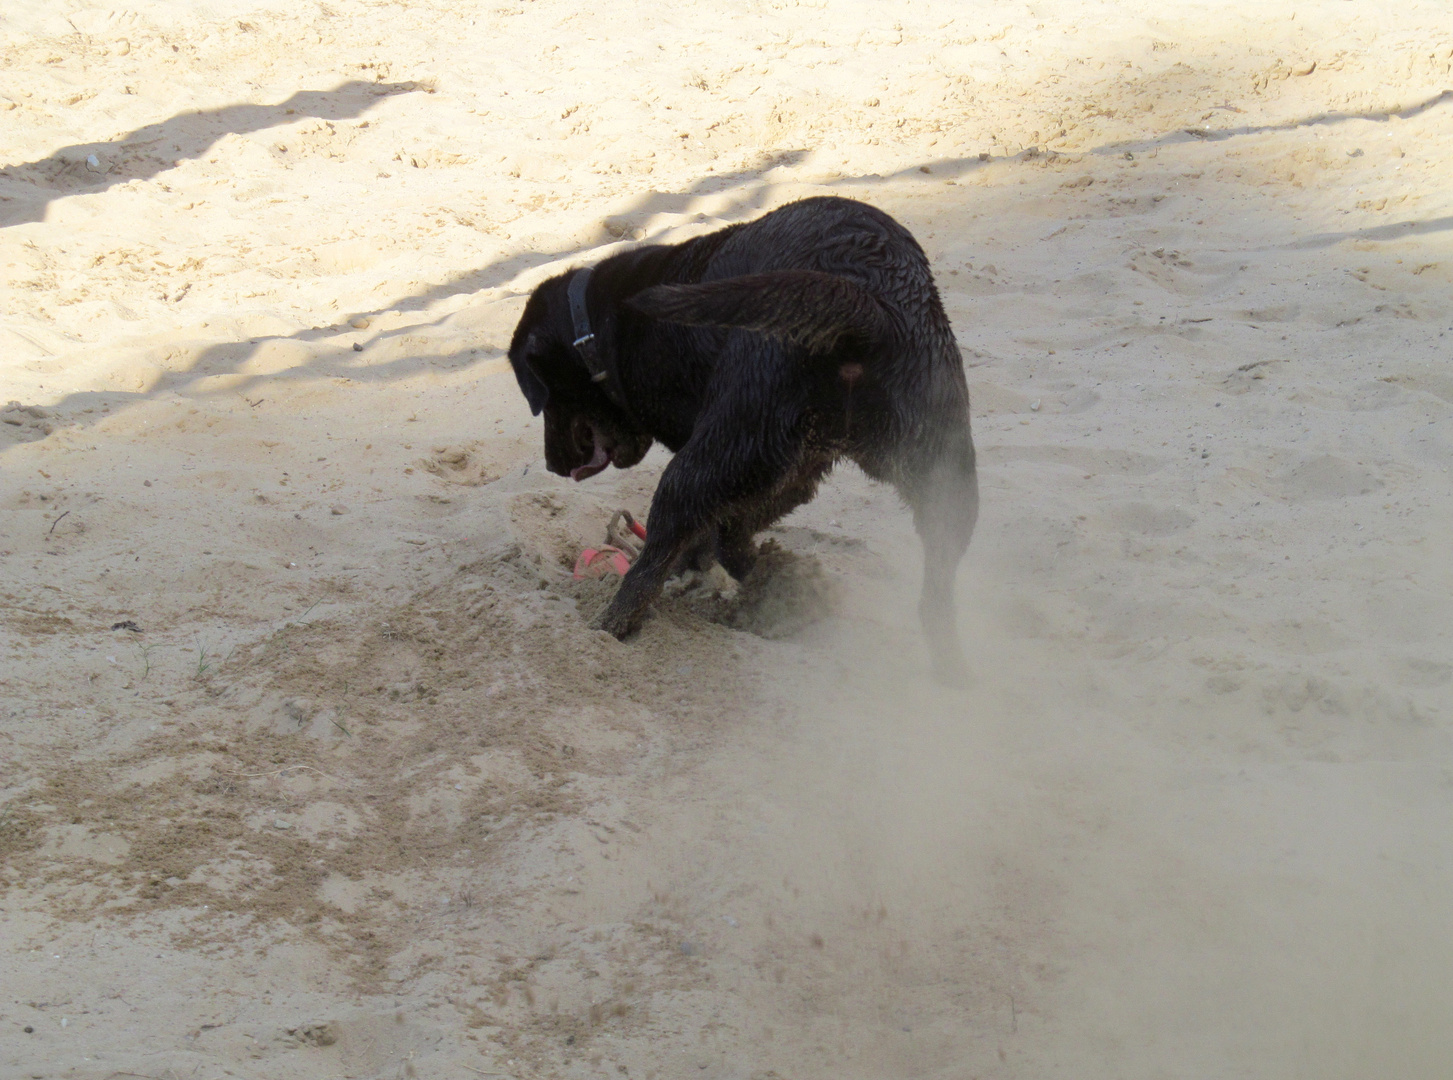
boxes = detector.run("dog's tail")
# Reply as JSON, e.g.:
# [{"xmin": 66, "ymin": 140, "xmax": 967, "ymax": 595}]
[{"xmin": 625, "ymin": 270, "xmax": 895, "ymax": 355}]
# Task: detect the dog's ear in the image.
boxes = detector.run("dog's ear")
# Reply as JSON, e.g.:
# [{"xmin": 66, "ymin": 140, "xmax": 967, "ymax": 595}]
[
  {"xmin": 510, "ymin": 334, "xmax": 551, "ymax": 416},
  {"xmin": 516, "ymin": 361, "xmax": 550, "ymax": 416}
]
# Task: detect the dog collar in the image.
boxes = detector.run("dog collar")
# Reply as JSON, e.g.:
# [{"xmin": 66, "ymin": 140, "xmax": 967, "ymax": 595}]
[{"xmin": 567, "ymin": 267, "xmax": 630, "ymax": 413}]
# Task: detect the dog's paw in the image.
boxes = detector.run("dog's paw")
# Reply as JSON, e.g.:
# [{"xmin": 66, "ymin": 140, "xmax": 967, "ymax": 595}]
[{"xmin": 589, "ymin": 605, "xmax": 637, "ymax": 640}]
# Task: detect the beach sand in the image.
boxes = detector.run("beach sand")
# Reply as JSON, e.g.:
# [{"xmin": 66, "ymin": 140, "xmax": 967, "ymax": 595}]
[{"xmin": 3, "ymin": 2, "xmax": 1452, "ymax": 1076}]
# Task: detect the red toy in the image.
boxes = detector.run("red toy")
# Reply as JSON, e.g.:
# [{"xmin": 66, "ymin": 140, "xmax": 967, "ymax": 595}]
[{"xmin": 573, "ymin": 510, "xmax": 646, "ymax": 579}]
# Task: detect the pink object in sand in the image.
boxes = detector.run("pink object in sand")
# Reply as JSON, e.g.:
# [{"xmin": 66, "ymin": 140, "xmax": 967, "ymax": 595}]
[
  {"xmin": 573, "ymin": 510, "xmax": 647, "ymax": 579},
  {"xmin": 573, "ymin": 546, "xmax": 633, "ymax": 579}
]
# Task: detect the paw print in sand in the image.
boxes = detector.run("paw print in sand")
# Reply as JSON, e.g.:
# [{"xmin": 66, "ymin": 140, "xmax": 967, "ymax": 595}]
[{"xmin": 421, "ymin": 444, "xmax": 498, "ymax": 486}]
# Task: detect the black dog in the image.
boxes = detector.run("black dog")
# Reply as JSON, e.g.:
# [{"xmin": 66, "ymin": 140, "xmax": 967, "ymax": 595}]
[{"xmin": 507, "ymin": 196, "xmax": 978, "ymax": 682}]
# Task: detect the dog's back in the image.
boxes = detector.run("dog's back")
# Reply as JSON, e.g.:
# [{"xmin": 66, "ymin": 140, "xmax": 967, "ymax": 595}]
[
  {"xmin": 629, "ymin": 197, "xmax": 971, "ymax": 464},
  {"xmin": 709, "ymin": 197, "xmax": 957, "ymax": 358}
]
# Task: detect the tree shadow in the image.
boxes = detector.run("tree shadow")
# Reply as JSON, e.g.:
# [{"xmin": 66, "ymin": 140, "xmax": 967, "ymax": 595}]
[
  {"xmin": 0, "ymin": 148, "xmax": 818, "ymax": 449},
  {"xmin": 1092, "ymin": 88, "xmax": 1453, "ymax": 158},
  {"xmin": 1288, "ymin": 215, "xmax": 1453, "ymax": 249},
  {"xmin": 4, "ymin": 84, "xmax": 1445, "ymax": 453},
  {"xmin": 831, "ymin": 87, "xmax": 1453, "ymax": 185},
  {"xmin": 365, "ymin": 149, "xmax": 812, "ymax": 319},
  {"xmin": 0, "ymin": 79, "xmax": 425, "ymax": 229}
]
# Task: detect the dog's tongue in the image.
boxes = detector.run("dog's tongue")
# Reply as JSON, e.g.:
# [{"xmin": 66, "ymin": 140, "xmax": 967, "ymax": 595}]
[{"xmin": 571, "ymin": 441, "xmax": 611, "ymax": 482}]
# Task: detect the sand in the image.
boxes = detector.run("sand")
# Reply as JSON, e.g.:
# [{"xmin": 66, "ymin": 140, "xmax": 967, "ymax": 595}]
[{"xmin": 2, "ymin": 1, "xmax": 1452, "ymax": 1077}]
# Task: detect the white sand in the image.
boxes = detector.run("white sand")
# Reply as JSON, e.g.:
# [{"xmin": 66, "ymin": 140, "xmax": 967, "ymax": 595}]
[{"xmin": 3, "ymin": 2, "xmax": 1452, "ymax": 1077}]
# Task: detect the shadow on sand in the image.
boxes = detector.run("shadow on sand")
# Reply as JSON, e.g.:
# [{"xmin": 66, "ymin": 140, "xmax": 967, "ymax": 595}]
[
  {"xmin": 0, "ymin": 80, "xmax": 426, "ymax": 229},
  {"xmin": 3, "ymin": 87, "xmax": 1445, "ymax": 453}
]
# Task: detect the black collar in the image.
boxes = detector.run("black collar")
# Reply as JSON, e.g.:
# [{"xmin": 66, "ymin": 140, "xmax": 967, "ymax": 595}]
[{"xmin": 567, "ymin": 267, "xmax": 630, "ymax": 414}]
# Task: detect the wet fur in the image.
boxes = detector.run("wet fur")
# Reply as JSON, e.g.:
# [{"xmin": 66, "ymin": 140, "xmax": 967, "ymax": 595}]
[{"xmin": 507, "ymin": 196, "xmax": 979, "ymax": 683}]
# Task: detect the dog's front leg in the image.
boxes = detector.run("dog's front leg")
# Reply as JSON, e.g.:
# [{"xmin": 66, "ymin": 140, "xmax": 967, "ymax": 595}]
[
  {"xmin": 593, "ymin": 543, "xmax": 689, "ymax": 638},
  {"xmin": 592, "ymin": 401, "xmax": 791, "ymax": 638},
  {"xmin": 592, "ymin": 482, "xmax": 709, "ymax": 638}
]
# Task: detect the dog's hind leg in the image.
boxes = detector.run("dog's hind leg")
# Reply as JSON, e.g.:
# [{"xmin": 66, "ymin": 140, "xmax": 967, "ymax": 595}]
[
  {"xmin": 678, "ymin": 536, "xmax": 720, "ymax": 575},
  {"xmin": 713, "ymin": 469, "xmax": 827, "ymax": 580},
  {"xmin": 896, "ymin": 432, "xmax": 979, "ymax": 686},
  {"xmin": 672, "ymin": 474, "xmax": 819, "ymax": 582}
]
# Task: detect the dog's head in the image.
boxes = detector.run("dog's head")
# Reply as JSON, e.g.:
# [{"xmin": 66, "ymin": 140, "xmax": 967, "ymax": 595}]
[{"xmin": 508, "ymin": 275, "xmax": 653, "ymax": 482}]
